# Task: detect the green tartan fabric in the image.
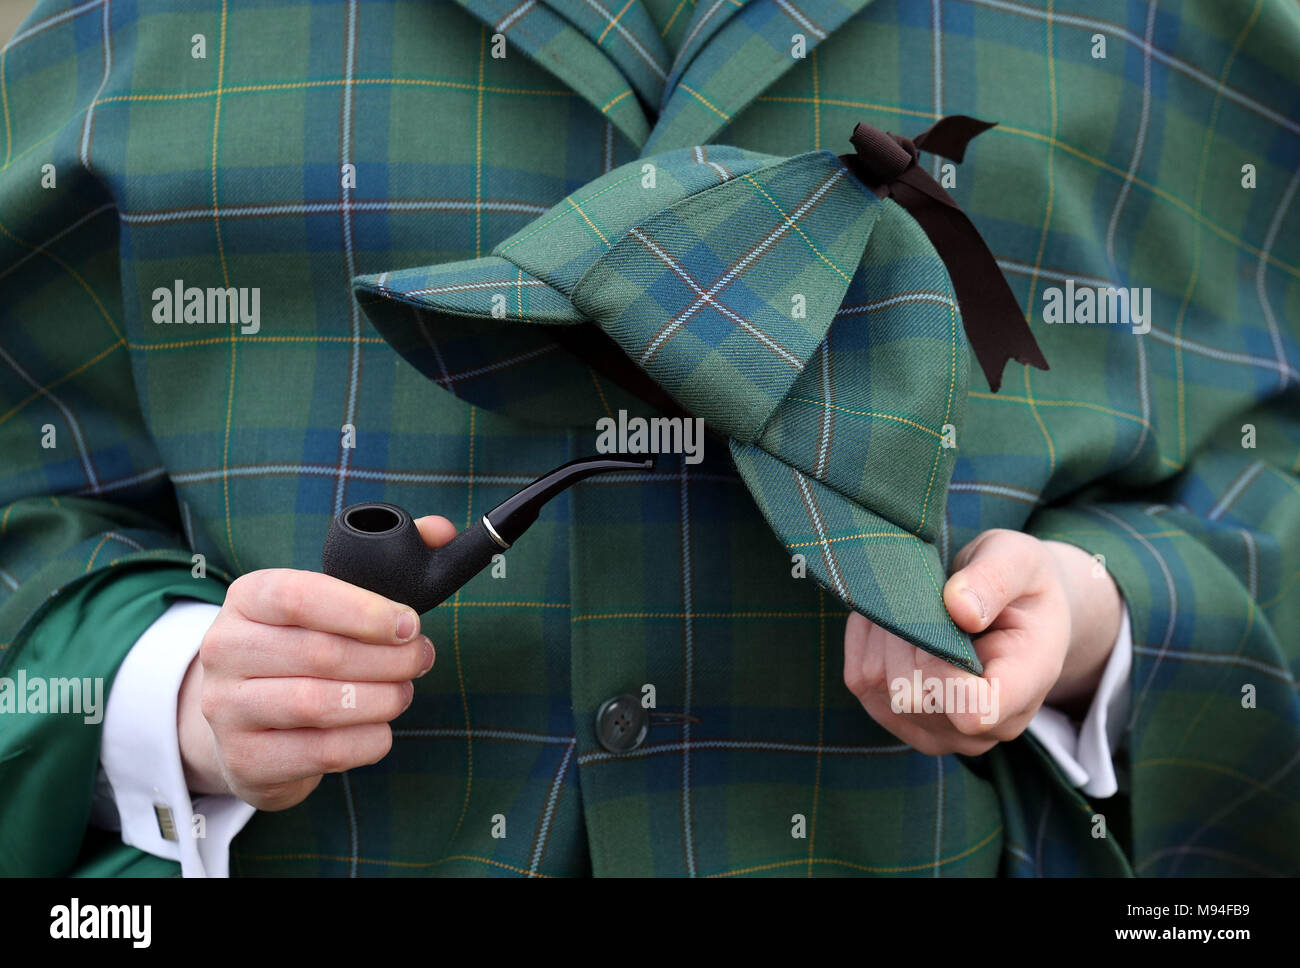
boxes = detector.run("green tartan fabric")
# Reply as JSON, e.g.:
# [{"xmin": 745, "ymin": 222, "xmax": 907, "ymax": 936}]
[
  {"xmin": 355, "ymin": 145, "xmax": 979, "ymax": 672},
  {"xmin": 0, "ymin": 0, "xmax": 1296, "ymax": 878}
]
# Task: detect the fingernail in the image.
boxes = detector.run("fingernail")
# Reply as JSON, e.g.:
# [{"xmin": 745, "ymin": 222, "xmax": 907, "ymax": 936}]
[
  {"xmin": 404, "ymin": 681, "xmax": 415, "ymax": 709},
  {"xmin": 961, "ymin": 588, "xmax": 986, "ymax": 624},
  {"xmin": 396, "ymin": 611, "xmax": 418, "ymax": 641},
  {"xmin": 419, "ymin": 637, "xmax": 435, "ymax": 676}
]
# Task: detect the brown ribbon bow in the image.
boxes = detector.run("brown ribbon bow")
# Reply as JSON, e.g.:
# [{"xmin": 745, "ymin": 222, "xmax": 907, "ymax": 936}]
[{"xmin": 840, "ymin": 116, "xmax": 1049, "ymax": 392}]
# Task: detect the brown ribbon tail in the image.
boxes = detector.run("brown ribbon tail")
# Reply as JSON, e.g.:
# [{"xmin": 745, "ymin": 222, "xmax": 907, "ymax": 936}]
[
  {"xmin": 892, "ymin": 174, "xmax": 1049, "ymax": 392},
  {"xmin": 843, "ymin": 115, "xmax": 1048, "ymax": 393},
  {"xmin": 911, "ymin": 116, "xmax": 997, "ymax": 163}
]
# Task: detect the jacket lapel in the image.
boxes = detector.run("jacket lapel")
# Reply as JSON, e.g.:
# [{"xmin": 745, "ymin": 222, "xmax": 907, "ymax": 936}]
[
  {"xmin": 647, "ymin": 0, "xmax": 876, "ymax": 153},
  {"xmin": 449, "ymin": 0, "xmax": 877, "ymax": 157},
  {"xmin": 546, "ymin": 0, "xmax": 671, "ymax": 109},
  {"xmin": 451, "ymin": 0, "xmax": 655, "ymax": 148},
  {"xmin": 661, "ymin": 0, "xmax": 751, "ymax": 101}
]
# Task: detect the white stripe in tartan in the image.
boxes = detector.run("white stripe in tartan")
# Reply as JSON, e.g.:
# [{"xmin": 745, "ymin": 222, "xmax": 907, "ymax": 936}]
[
  {"xmin": 793, "ymin": 466, "xmax": 850, "ymax": 601},
  {"xmin": 5, "ymin": 0, "xmax": 105, "ymax": 53},
  {"xmin": 1130, "ymin": 645, "xmax": 1294, "ymax": 685},
  {"xmin": 629, "ymin": 227, "xmax": 804, "ymax": 368},
  {"xmin": 671, "ymin": 0, "xmax": 731, "ymax": 78},
  {"xmin": 397, "ymin": 277, "xmax": 550, "ymax": 298},
  {"xmin": 1088, "ymin": 506, "xmax": 1180, "ymax": 732},
  {"xmin": 773, "ymin": 0, "xmax": 826, "ymax": 40},
  {"xmin": 577, "ymin": 0, "xmax": 668, "ymax": 79},
  {"xmin": 634, "ymin": 166, "xmax": 847, "ymax": 366},
  {"xmin": 121, "ymin": 199, "xmax": 548, "ymax": 223},
  {"xmin": 0, "ymin": 344, "xmax": 100, "ymax": 492},
  {"xmin": 494, "ymin": 0, "xmax": 536, "ymax": 33},
  {"xmin": 529, "ymin": 738, "xmax": 576, "ymax": 874},
  {"xmin": 1207, "ymin": 460, "xmax": 1265, "ymax": 521}
]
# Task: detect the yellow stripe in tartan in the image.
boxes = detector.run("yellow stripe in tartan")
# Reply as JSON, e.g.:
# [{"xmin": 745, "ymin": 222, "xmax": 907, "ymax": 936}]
[
  {"xmin": 680, "ymin": 83, "xmax": 730, "ymax": 121},
  {"xmin": 497, "ymin": 170, "xmax": 641, "ymax": 253},
  {"xmin": 0, "ymin": 216, "xmax": 122, "ymax": 341},
  {"xmin": 740, "ymin": 172, "xmax": 851, "ymax": 282},
  {"xmin": 565, "ymin": 195, "xmax": 611, "ymax": 245},
  {"xmin": 1019, "ymin": 0, "xmax": 1058, "ymax": 475},
  {"xmin": 1133, "ymin": 758, "xmax": 1300, "ymax": 806},
  {"xmin": 93, "ymin": 77, "xmax": 574, "ymax": 104},
  {"xmin": 706, "ymin": 823, "xmax": 1002, "ymax": 876},
  {"xmin": 0, "ymin": 337, "xmax": 122, "ymax": 427},
  {"xmin": 600, "ymin": 88, "xmax": 634, "ymax": 114},
  {"xmin": 442, "ymin": 403, "xmax": 479, "ymax": 858},
  {"xmin": 785, "ymin": 532, "xmax": 914, "ymax": 548},
  {"xmin": 811, "ymin": 47, "xmax": 821, "ymax": 151},
  {"xmin": 211, "ymin": 0, "xmax": 243, "ymax": 574},
  {"xmin": 598, "ymin": 0, "xmax": 638, "ymax": 44},
  {"xmin": 234, "ymin": 852, "xmax": 554, "ymax": 876},
  {"xmin": 660, "ymin": 0, "xmax": 694, "ymax": 37}
]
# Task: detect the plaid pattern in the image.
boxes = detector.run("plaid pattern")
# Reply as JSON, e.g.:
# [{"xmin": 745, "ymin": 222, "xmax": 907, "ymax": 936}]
[
  {"xmin": 0, "ymin": 0, "xmax": 1295, "ymax": 877},
  {"xmin": 362, "ymin": 145, "xmax": 980, "ymax": 671}
]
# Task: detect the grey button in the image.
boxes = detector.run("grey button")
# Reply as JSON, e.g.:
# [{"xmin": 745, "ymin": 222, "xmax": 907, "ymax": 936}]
[{"xmin": 595, "ymin": 693, "xmax": 648, "ymax": 753}]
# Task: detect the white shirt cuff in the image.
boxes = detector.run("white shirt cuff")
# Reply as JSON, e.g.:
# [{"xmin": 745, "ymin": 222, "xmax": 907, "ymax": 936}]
[
  {"xmin": 1026, "ymin": 604, "xmax": 1132, "ymax": 799},
  {"xmin": 95, "ymin": 600, "xmax": 256, "ymax": 877}
]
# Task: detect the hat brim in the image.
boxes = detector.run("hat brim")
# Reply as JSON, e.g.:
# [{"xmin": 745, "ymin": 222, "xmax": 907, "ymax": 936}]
[
  {"xmin": 355, "ymin": 255, "xmax": 585, "ymax": 325},
  {"xmin": 729, "ymin": 440, "xmax": 980, "ymax": 675},
  {"xmin": 354, "ymin": 257, "xmax": 646, "ymax": 423}
]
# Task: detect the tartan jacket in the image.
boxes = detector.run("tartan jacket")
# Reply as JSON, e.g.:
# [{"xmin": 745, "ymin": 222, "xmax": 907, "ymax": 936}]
[{"xmin": 0, "ymin": 0, "xmax": 1297, "ymax": 877}]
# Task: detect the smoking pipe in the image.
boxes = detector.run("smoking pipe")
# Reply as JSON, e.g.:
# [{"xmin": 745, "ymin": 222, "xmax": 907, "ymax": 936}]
[{"xmin": 322, "ymin": 454, "xmax": 654, "ymax": 612}]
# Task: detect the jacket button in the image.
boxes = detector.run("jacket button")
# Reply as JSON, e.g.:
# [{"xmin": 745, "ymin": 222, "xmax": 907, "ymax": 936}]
[{"xmin": 594, "ymin": 694, "xmax": 648, "ymax": 753}]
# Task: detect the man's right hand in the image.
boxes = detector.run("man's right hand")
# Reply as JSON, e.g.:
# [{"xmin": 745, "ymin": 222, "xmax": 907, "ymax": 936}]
[{"xmin": 177, "ymin": 515, "xmax": 456, "ymax": 811}]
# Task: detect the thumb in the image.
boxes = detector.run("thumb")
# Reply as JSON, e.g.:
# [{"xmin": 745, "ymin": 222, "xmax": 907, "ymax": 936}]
[
  {"xmin": 413, "ymin": 515, "xmax": 458, "ymax": 549},
  {"xmin": 943, "ymin": 531, "xmax": 1042, "ymax": 634}
]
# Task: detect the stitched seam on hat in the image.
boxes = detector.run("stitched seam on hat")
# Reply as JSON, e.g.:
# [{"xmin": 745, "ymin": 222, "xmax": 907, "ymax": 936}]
[
  {"xmin": 785, "ymin": 398, "xmax": 945, "ymax": 440},
  {"xmin": 916, "ymin": 250, "xmax": 960, "ymax": 536},
  {"xmin": 495, "ymin": 170, "xmax": 641, "ymax": 255}
]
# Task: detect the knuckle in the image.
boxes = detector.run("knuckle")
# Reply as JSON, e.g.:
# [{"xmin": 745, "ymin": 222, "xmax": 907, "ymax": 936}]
[
  {"xmin": 224, "ymin": 574, "xmax": 252, "ymax": 610},
  {"xmin": 312, "ymin": 635, "xmax": 350, "ymax": 679},
  {"xmin": 199, "ymin": 686, "xmax": 223, "ymax": 725},
  {"xmin": 220, "ymin": 737, "xmax": 256, "ymax": 782},
  {"xmin": 315, "ymin": 736, "xmax": 351, "ymax": 775},
  {"xmin": 367, "ymin": 600, "xmax": 398, "ymax": 641},
  {"xmin": 198, "ymin": 628, "xmax": 226, "ymax": 670},
  {"xmin": 970, "ymin": 560, "xmax": 1011, "ymax": 606},
  {"xmin": 267, "ymin": 571, "xmax": 309, "ymax": 625},
  {"xmin": 287, "ymin": 680, "xmax": 324, "ymax": 723}
]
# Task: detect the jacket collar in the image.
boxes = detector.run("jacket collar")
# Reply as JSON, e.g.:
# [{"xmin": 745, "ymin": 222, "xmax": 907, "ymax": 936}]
[{"xmin": 449, "ymin": 0, "xmax": 875, "ymax": 153}]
